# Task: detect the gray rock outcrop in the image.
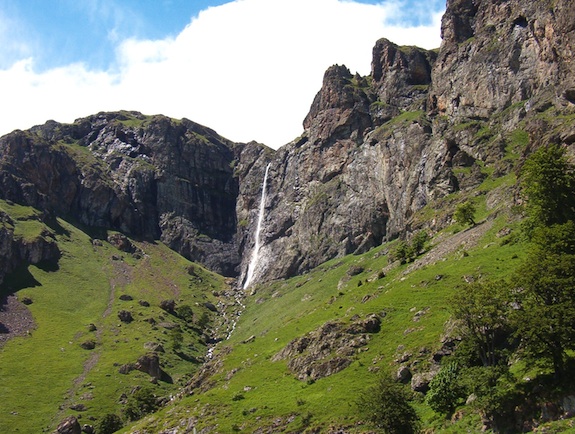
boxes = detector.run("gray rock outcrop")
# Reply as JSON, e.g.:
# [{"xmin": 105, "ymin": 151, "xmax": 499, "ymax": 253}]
[{"xmin": 236, "ymin": 0, "xmax": 575, "ymax": 284}]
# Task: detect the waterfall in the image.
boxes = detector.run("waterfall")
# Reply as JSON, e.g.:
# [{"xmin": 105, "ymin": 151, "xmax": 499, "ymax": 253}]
[{"xmin": 243, "ymin": 163, "xmax": 271, "ymax": 289}]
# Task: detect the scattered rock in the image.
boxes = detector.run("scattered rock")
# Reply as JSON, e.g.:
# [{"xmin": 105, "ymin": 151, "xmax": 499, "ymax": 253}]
[
  {"xmin": 52, "ymin": 415, "xmax": 81, "ymax": 434},
  {"xmin": 411, "ymin": 369, "xmax": 439, "ymax": 393},
  {"xmin": 361, "ymin": 294, "xmax": 372, "ymax": 303},
  {"xmin": 395, "ymin": 351, "xmax": 412, "ymax": 364},
  {"xmin": 432, "ymin": 338, "xmax": 458, "ymax": 363},
  {"xmin": 70, "ymin": 403, "xmax": 86, "ymax": 411},
  {"xmin": 412, "ymin": 308, "xmax": 429, "ymax": 322},
  {"xmin": 347, "ymin": 265, "xmax": 364, "ymax": 276},
  {"xmin": 139, "ymin": 300, "xmax": 150, "ymax": 307},
  {"xmin": 274, "ymin": 314, "xmax": 380, "ymax": 381},
  {"xmin": 242, "ymin": 335, "xmax": 256, "ymax": 344},
  {"xmin": 119, "ymin": 294, "xmax": 133, "ymax": 301},
  {"xmin": 118, "ymin": 363, "xmax": 135, "ymax": 375},
  {"xmin": 135, "ymin": 353, "xmax": 161, "ymax": 379},
  {"xmin": 203, "ymin": 302, "xmax": 218, "ymax": 312},
  {"xmin": 144, "ymin": 342, "xmax": 165, "ymax": 353},
  {"xmin": 20, "ymin": 297, "xmax": 33, "ymax": 305},
  {"xmin": 107, "ymin": 233, "xmax": 136, "ymax": 253},
  {"xmin": 118, "ymin": 310, "xmax": 133, "ymax": 323},
  {"xmin": 466, "ymin": 393, "xmax": 477, "ymax": 406},
  {"xmin": 87, "ymin": 323, "xmax": 97, "ymax": 332},
  {"xmin": 81, "ymin": 425, "xmax": 94, "ymax": 434},
  {"xmin": 80, "ymin": 340, "xmax": 96, "ymax": 350},
  {"xmin": 397, "ymin": 366, "xmax": 412, "ymax": 383},
  {"xmin": 345, "ymin": 314, "xmax": 381, "ymax": 334},
  {"xmin": 160, "ymin": 299, "xmax": 176, "ymax": 314}
]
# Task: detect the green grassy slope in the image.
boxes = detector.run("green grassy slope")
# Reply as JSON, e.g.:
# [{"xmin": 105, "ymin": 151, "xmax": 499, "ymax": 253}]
[
  {"xmin": 126, "ymin": 176, "xmax": 530, "ymax": 433},
  {"xmin": 0, "ymin": 203, "xmax": 227, "ymax": 433}
]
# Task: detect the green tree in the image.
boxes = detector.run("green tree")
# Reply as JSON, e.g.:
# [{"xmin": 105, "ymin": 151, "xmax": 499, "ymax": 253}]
[
  {"xmin": 408, "ymin": 230, "xmax": 429, "ymax": 258},
  {"xmin": 520, "ymin": 144, "xmax": 575, "ymax": 232},
  {"xmin": 426, "ymin": 362, "xmax": 465, "ymax": 416},
  {"xmin": 390, "ymin": 240, "xmax": 409, "ymax": 264},
  {"xmin": 390, "ymin": 231, "xmax": 429, "ymax": 264},
  {"xmin": 357, "ymin": 374, "xmax": 420, "ymax": 434},
  {"xmin": 451, "ymin": 280, "xmax": 511, "ymax": 367},
  {"xmin": 454, "ymin": 201, "xmax": 476, "ymax": 226},
  {"xmin": 458, "ymin": 365, "xmax": 515, "ymax": 427},
  {"xmin": 169, "ymin": 327, "xmax": 183, "ymax": 352},
  {"xmin": 123, "ymin": 386, "xmax": 160, "ymax": 421},
  {"xmin": 95, "ymin": 413, "xmax": 123, "ymax": 434},
  {"xmin": 196, "ymin": 311, "xmax": 210, "ymax": 329},
  {"xmin": 512, "ymin": 222, "xmax": 575, "ymax": 378},
  {"xmin": 176, "ymin": 304, "xmax": 194, "ymax": 323}
]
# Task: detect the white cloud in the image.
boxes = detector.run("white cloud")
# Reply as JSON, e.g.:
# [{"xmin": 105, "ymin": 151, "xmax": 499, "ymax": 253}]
[{"xmin": 0, "ymin": 0, "xmax": 443, "ymax": 148}]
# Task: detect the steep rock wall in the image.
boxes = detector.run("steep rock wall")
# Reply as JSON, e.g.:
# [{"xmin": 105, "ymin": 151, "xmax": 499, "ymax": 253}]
[
  {"xmin": 0, "ymin": 112, "xmax": 241, "ymax": 276},
  {"xmin": 239, "ymin": 0, "xmax": 575, "ymax": 284}
]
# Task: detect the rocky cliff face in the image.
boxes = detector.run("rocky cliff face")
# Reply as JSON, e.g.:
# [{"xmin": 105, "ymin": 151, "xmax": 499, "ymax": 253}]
[
  {"xmin": 1, "ymin": 0, "xmax": 574, "ymax": 287},
  {"xmin": 240, "ymin": 0, "xmax": 575, "ymax": 284},
  {"xmin": 0, "ymin": 112, "xmax": 244, "ymax": 276},
  {"xmin": 431, "ymin": 0, "xmax": 575, "ymax": 119},
  {"xmin": 0, "ymin": 210, "xmax": 60, "ymax": 285}
]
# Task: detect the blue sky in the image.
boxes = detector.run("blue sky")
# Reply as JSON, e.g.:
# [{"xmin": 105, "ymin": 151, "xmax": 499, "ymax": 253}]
[
  {"xmin": 0, "ymin": 0, "xmax": 231, "ymax": 70},
  {"xmin": 0, "ymin": 0, "xmax": 445, "ymax": 148}
]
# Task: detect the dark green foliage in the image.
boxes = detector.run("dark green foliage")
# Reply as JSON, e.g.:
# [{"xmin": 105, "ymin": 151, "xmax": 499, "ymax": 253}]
[
  {"xmin": 231, "ymin": 392, "xmax": 245, "ymax": 401},
  {"xmin": 426, "ymin": 362, "xmax": 465, "ymax": 415},
  {"xmin": 177, "ymin": 304, "xmax": 194, "ymax": 323},
  {"xmin": 409, "ymin": 230, "xmax": 429, "ymax": 257},
  {"xmin": 390, "ymin": 240, "xmax": 409, "ymax": 264},
  {"xmin": 169, "ymin": 328, "xmax": 183, "ymax": 352},
  {"xmin": 196, "ymin": 311, "xmax": 210, "ymax": 328},
  {"xmin": 520, "ymin": 144, "xmax": 575, "ymax": 232},
  {"xmin": 446, "ymin": 280, "xmax": 518, "ymax": 425},
  {"xmin": 94, "ymin": 413, "xmax": 123, "ymax": 434},
  {"xmin": 459, "ymin": 365, "xmax": 516, "ymax": 425},
  {"xmin": 123, "ymin": 387, "xmax": 160, "ymax": 422},
  {"xmin": 514, "ymin": 145, "xmax": 575, "ymax": 378},
  {"xmin": 512, "ymin": 222, "xmax": 575, "ymax": 378},
  {"xmin": 451, "ymin": 280, "xmax": 511, "ymax": 367},
  {"xmin": 159, "ymin": 299, "xmax": 176, "ymax": 314},
  {"xmin": 454, "ymin": 201, "xmax": 476, "ymax": 226},
  {"xmin": 357, "ymin": 375, "xmax": 420, "ymax": 433},
  {"xmin": 390, "ymin": 231, "xmax": 429, "ymax": 264}
]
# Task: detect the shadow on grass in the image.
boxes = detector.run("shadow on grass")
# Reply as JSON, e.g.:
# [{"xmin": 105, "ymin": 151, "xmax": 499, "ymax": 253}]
[
  {"xmin": 160, "ymin": 369, "xmax": 173, "ymax": 384},
  {"xmin": 175, "ymin": 350, "xmax": 201, "ymax": 364},
  {"xmin": 0, "ymin": 265, "xmax": 42, "ymax": 297}
]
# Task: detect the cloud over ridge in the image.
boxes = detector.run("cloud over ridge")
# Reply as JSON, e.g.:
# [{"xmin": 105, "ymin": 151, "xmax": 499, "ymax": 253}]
[{"xmin": 0, "ymin": 0, "xmax": 443, "ymax": 148}]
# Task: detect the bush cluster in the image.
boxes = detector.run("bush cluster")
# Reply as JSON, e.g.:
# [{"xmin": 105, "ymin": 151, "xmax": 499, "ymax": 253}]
[{"xmin": 390, "ymin": 231, "xmax": 429, "ymax": 264}]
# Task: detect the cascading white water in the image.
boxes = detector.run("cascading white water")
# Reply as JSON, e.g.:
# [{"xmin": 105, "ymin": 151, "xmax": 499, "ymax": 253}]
[{"xmin": 243, "ymin": 163, "xmax": 271, "ymax": 289}]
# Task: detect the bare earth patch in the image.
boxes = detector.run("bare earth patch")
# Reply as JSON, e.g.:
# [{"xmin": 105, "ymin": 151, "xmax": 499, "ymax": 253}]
[
  {"xmin": 406, "ymin": 220, "xmax": 494, "ymax": 274},
  {"xmin": 0, "ymin": 294, "xmax": 36, "ymax": 347}
]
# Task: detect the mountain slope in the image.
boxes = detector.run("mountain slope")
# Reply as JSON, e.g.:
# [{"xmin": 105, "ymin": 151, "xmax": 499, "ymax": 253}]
[
  {"xmin": 0, "ymin": 202, "xmax": 229, "ymax": 433},
  {"xmin": 1, "ymin": 0, "xmax": 575, "ymax": 432},
  {"xmin": 126, "ymin": 183, "xmax": 526, "ymax": 432}
]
